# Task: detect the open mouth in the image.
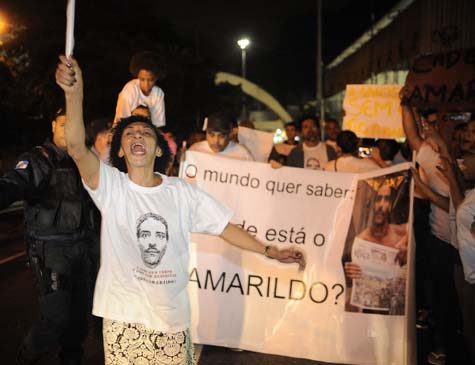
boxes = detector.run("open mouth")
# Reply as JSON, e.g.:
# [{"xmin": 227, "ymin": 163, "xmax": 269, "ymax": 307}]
[
  {"xmin": 374, "ymin": 210, "xmax": 385, "ymax": 219},
  {"xmin": 145, "ymin": 248, "xmax": 160, "ymax": 254},
  {"xmin": 131, "ymin": 142, "xmax": 146, "ymax": 155},
  {"xmin": 210, "ymin": 145, "xmax": 222, "ymax": 152}
]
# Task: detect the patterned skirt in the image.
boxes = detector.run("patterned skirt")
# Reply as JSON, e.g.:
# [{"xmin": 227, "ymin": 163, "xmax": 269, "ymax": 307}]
[{"xmin": 103, "ymin": 319, "xmax": 196, "ymax": 365}]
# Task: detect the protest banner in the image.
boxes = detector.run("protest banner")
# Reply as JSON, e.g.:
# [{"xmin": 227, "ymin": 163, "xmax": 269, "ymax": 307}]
[
  {"xmin": 183, "ymin": 151, "xmax": 415, "ymax": 365},
  {"xmin": 237, "ymin": 126, "xmax": 274, "ymax": 162},
  {"xmin": 404, "ymin": 47, "xmax": 475, "ymax": 109},
  {"xmin": 343, "ymin": 85, "xmax": 404, "ymax": 139}
]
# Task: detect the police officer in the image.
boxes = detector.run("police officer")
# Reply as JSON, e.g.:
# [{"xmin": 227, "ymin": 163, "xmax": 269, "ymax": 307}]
[{"xmin": 0, "ymin": 108, "xmax": 97, "ymax": 364}]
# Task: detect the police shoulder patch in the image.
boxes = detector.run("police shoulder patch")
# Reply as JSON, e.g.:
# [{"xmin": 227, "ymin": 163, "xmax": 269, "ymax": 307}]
[{"xmin": 15, "ymin": 160, "xmax": 29, "ymax": 170}]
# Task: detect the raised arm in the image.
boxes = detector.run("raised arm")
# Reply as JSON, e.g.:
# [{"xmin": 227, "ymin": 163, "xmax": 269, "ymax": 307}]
[
  {"xmin": 55, "ymin": 56, "xmax": 100, "ymax": 189},
  {"xmin": 220, "ymin": 223, "xmax": 306, "ymax": 270},
  {"xmin": 370, "ymin": 147, "xmax": 389, "ymax": 168},
  {"xmin": 436, "ymin": 157, "xmax": 465, "ymax": 209},
  {"xmin": 411, "ymin": 167, "xmax": 449, "ymax": 212},
  {"xmin": 400, "ymin": 87, "xmax": 423, "ymax": 152}
]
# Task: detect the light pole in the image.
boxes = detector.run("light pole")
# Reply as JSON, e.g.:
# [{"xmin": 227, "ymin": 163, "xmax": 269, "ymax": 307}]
[
  {"xmin": 237, "ymin": 38, "xmax": 250, "ymax": 119},
  {"xmin": 237, "ymin": 38, "xmax": 249, "ymax": 79}
]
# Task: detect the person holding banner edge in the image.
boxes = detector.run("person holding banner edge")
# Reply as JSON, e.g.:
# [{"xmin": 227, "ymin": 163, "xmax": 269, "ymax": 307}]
[
  {"xmin": 287, "ymin": 117, "xmax": 336, "ymax": 170},
  {"xmin": 410, "ymin": 121, "xmax": 475, "ymax": 365},
  {"xmin": 400, "ymin": 87, "xmax": 461, "ymax": 365},
  {"xmin": 188, "ymin": 112, "xmax": 254, "ymax": 161},
  {"xmin": 55, "ymin": 55, "xmax": 305, "ymax": 365}
]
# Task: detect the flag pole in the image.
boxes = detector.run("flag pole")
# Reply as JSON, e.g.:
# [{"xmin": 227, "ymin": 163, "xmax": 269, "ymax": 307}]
[{"xmin": 65, "ymin": 0, "xmax": 75, "ymax": 57}]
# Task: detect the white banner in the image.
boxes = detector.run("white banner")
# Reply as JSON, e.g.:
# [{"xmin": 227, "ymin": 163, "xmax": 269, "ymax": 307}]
[
  {"xmin": 184, "ymin": 151, "xmax": 415, "ymax": 365},
  {"xmin": 238, "ymin": 126, "xmax": 274, "ymax": 162}
]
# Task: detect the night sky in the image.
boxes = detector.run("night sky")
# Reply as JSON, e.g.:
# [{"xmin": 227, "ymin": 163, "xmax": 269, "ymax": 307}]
[
  {"xmin": 1, "ymin": 0, "xmax": 399, "ymax": 105},
  {"xmin": 0, "ymin": 0, "xmax": 401, "ymax": 148},
  {"xmin": 139, "ymin": 0, "xmax": 401, "ymax": 104}
]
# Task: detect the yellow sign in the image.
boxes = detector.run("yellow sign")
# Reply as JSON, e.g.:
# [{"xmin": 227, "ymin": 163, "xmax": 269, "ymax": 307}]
[{"xmin": 343, "ymin": 85, "xmax": 403, "ymax": 139}]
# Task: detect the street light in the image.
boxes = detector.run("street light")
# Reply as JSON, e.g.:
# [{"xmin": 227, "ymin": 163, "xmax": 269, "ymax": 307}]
[
  {"xmin": 237, "ymin": 38, "xmax": 250, "ymax": 119},
  {"xmin": 0, "ymin": 13, "xmax": 15, "ymax": 45},
  {"xmin": 237, "ymin": 38, "xmax": 250, "ymax": 80}
]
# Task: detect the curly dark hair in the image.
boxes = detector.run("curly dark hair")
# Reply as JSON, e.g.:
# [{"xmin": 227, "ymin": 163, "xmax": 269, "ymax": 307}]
[
  {"xmin": 110, "ymin": 115, "xmax": 171, "ymax": 174},
  {"xmin": 129, "ymin": 51, "xmax": 166, "ymax": 80},
  {"xmin": 336, "ymin": 130, "xmax": 358, "ymax": 154},
  {"xmin": 206, "ymin": 111, "xmax": 236, "ymax": 132}
]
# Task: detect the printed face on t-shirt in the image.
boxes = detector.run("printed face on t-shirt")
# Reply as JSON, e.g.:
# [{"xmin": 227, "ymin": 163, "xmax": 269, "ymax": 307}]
[
  {"xmin": 137, "ymin": 214, "xmax": 168, "ymax": 269},
  {"xmin": 306, "ymin": 157, "xmax": 320, "ymax": 169}
]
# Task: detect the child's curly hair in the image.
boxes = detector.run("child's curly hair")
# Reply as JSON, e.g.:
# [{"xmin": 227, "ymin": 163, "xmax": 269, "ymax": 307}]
[{"xmin": 129, "ymin": 51, "xmax": 166, "ymax": 80}]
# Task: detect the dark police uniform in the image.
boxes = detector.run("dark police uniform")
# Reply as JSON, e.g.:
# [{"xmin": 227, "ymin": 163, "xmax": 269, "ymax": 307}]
[{"xmin": 0, "ymin": 140, "xmax": 97, "ymax": 364}]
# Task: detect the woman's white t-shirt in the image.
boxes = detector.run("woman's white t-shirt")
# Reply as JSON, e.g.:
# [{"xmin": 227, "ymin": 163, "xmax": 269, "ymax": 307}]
[{"xmin": 84, "ymin": 162, "xmax": 233, "ymax": 332}]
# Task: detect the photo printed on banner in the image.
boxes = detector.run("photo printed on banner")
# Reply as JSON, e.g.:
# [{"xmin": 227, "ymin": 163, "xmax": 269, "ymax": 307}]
[{"xmin": 342, "ymin": 169, "xmax": 410, "ymax": 315}]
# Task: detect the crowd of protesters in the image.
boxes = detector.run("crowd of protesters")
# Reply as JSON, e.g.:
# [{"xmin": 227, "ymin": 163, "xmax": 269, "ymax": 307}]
[
  {"xmin": 0, "ymin": 48, "xmax": 474, "ymax": 365},
  {"xmin": 263, "ymin": 105, "xmax": 474, "ymax": 365}
]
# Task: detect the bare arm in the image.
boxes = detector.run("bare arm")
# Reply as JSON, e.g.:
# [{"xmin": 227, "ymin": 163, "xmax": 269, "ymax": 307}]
[
  {"xmin": 400, "ymin": 87, "xmax": 423, "ymax": 152},
  {"xmin": 411, "ymin": 167, "xmax": 449, "ymax": 212},
  {"xmin": 402, "ymin": 105, "xmax": 423, "ymax": 152},
  {"xmin": 425, "ymin": 131, "xmax": 451, "ymax": 157},
  {"xmin": 436, "ymin": 157, "xmax": 464, "ymax": 209},
  {"xmin": 220, "ymin": 223, "xmax": 306, "ymax": 269},
  {"xmin": 370, "ymin": 147, "xmax": 389, "ymax": 168},
  {"xmin": 55, "ymin": 56, "xmax": 100, "ymax": 189}
]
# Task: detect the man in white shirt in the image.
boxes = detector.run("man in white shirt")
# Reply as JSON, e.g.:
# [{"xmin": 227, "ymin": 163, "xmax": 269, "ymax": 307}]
[
  {"xmin": 287, "ymin": 118, "xmax": 336, "ymax": 170},
  {"xmin": 56, "ymin": 56, "xmax": 304, "ymax": 365},
  {"xmin": 188, "ymin": 112, "xmax": 254, "ymax": 161}
]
